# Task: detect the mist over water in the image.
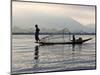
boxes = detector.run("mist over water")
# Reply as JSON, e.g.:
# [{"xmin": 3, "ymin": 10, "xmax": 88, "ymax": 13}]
[
  {"xmin": 12, "ymin": 1, "xmax": 95, "ymax": 33},
  {"xmin": 12, "ymin": 35, "xmax": 96, "ymax": 74}
]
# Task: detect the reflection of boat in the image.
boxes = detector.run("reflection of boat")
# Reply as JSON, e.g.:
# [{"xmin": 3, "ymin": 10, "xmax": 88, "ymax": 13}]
[{"xmin": 36, "ymin": 38, "xmax": 92, "ymax": 45}]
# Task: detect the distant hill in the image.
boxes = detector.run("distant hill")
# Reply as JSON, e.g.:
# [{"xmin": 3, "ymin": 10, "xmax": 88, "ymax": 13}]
[
  {"xmin": 82, "ymin": 24, "xmax": 95, "ymax": 33},
  {"xmin": 12, "ymin": 17, "xmax": 95, "ymax": 33}
]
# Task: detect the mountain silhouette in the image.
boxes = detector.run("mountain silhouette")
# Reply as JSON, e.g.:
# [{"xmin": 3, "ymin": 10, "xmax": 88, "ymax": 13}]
[{"xmin": 12, "ymin": 16, "xmax": 95, "ymax": 33}]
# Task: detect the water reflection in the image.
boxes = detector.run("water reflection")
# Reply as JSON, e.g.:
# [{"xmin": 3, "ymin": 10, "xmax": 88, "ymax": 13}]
[
  {"xmin": 72, "ymin": 44, "xmax": 82, "ymax": 51},
  {"xmin": 33, "ymin": 44, "xmax": 83, "ymax": 68},
  {"xmin": 33, "ymin": 45, "xmax": 39, "ymax": 68},
  {"xmin": 71, "ymin": 44, "xmax": 82, "ymax": 60},
  {"xmin": 72, "ymin": 44, "xmax": 75, "ymax": 51}
]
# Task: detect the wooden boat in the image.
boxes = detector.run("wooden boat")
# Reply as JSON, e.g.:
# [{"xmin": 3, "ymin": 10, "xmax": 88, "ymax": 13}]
[{"xmin": 36, "ymin": 38, "xmax": 92, "ymax": 45}]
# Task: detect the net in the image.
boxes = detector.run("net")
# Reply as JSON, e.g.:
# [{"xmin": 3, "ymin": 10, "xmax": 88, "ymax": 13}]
[{"xmin": 40, "ymin": 28, "xmax": 72, "ymax": 43}]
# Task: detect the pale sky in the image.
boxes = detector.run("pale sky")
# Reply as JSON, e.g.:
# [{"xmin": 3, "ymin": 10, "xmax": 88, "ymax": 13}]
[{"xmin": 12, "ymin": 1, "xmax": 95, "ymax": 31}]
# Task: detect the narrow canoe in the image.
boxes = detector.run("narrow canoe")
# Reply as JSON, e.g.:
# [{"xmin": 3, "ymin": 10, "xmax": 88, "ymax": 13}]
[{"xmin": 36, "ymin": 38, "xmax": 92, "ymax": 45}]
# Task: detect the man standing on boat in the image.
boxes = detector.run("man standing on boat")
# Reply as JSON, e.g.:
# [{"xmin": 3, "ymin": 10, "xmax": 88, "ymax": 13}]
[
  {"xmin": 35, "ymin": 24, "xmax": 40, "ymax": 42},
  {"xmin": 72, "ymin": 35, "xmax": 75, "ymax": 42}
]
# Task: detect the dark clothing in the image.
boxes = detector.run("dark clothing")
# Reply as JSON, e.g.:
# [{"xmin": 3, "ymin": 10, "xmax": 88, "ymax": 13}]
[
  {"xmin": 35, "ymin": 27, "xmax": 40, "ymax": 34},
  {"xmin": 72, "ymin": 35, "xmax": 75, "ymax": 42},
  {"xmin": 35, "ymin": 27, "xmax": 40, "ymax": 42},
  {"xmin": 77, "ymin": 37, "xmax": 82, "ymax": 42}
]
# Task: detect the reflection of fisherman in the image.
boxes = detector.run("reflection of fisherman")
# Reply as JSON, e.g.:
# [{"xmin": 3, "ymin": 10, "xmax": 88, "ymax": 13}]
[
  {"xmin": 34, "ymin": 46, "xmax": 39, "ymax": 60},
  {"xmin": 35, "ymin": 24, "xmax": 40, "ymax": 42},
  {"xmin": 34, "ymin": 45, "xmax": 39, "ymax": 68},
  {"xmin": 72, "ymin": 35, "xmax": 75, "ymax": 42}
]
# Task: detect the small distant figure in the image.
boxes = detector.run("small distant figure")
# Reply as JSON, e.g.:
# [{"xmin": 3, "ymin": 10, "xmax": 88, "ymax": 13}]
[
  {"xmin": 72, "ymin": 35, "xmax": 75, "ymax": 42},
  {"xmin": 35, "ymin": 24, "xmax": 40, "ymax": 42},
  {"xmin": 77, "ymin": 37, "xmax": 82, "ymax": 42}
]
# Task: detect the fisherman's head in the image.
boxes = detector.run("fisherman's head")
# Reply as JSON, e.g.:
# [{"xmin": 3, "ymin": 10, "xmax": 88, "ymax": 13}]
[{"xmin": 35, "ymin": 24, "xmax": 38, "ymax": 28}]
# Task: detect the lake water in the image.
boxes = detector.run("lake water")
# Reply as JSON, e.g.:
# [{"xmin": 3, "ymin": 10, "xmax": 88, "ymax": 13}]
[{"xmin": 12, "ymin": 35, "xmax": 96, "ymax": 74}]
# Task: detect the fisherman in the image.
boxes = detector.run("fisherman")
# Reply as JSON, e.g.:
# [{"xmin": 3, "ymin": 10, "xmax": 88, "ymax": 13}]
[
  {"xmin": 77, "ymin": 37, "xmax": 82, "ymax": 42},
  {"xmin": 72, "ymin": 35, "xmax": 75, "ymax": 42},
  {"xmin": 35, "ymin": 24, "xmax": 40, "ymax": 42}
]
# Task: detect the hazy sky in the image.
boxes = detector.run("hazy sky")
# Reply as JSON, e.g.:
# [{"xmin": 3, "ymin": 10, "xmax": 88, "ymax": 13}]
[{"xmin": 12, "ymin": 1, "xmax": 95, "ymax": 31}]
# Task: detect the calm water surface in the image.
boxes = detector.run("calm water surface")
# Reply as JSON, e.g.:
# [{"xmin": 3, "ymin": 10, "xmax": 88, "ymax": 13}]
[{"xmin": 12, "ymin": 35, "xmax": 96, "ymax": 74}]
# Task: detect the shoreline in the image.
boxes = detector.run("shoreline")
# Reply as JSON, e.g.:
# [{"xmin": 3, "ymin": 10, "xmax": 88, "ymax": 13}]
[{"xmin": 12, "ymin": 33, "xmax": 96, "ymax": 35}]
